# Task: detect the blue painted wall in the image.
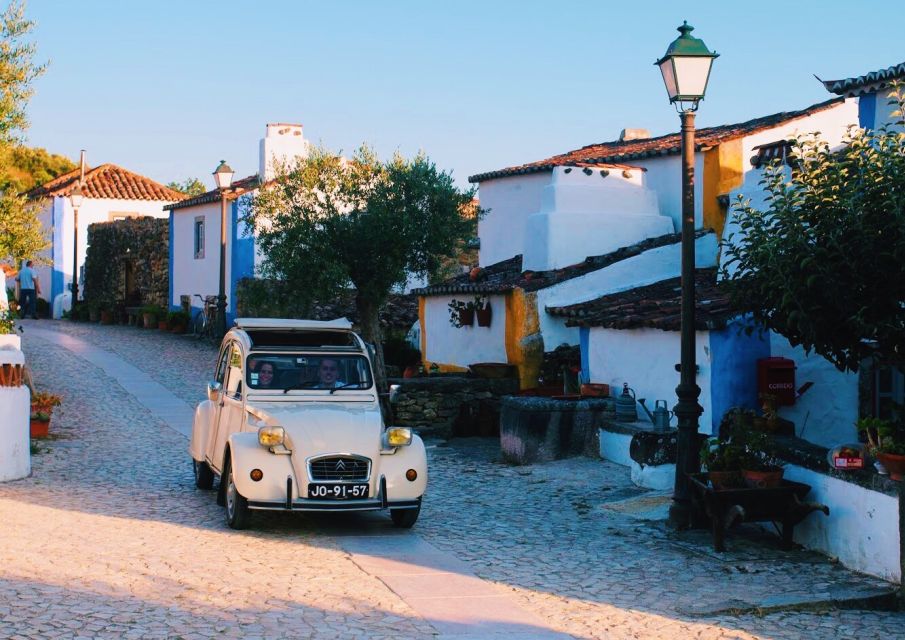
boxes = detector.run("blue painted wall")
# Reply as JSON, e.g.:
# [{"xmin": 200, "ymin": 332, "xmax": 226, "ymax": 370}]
[
  {"xmin": 229, "ymin": 199, "xmax": 255, "ymax": 323},
  {"xmin": 51, "ymin": 197, "xmax": 64, "ymax": 303},
  {"xmin": 579, "ymin": 326, "xmax": 590, "ymax": 382},
  {"xmin": 858, "ymin": 93, "xmax": 877, "ymax": 130},
  {"xmin": 709, "ymin": 317, "xmax": 771, "ymax": 432},
  {"xmin": 168, "ymin": 211, "xmax": 176, "ymax": 310}
]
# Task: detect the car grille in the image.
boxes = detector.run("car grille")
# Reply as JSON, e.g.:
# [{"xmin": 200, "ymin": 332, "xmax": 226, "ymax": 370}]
[{"xmin": 309, "ymin": 456, "xmax": 371, "ymax": 481}]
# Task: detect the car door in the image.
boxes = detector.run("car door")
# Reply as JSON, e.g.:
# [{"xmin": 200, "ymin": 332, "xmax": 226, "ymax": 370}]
[
  {"xmin": 203, "ymin": 343, "xmax": 232, "ymax": 467},
  {"xmin": 207, "ymin": 342, "xmax": 245, "ymax": 472}
]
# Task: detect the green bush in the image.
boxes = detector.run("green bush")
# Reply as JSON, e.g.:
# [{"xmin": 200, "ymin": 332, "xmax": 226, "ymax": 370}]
[{"xmin": 167, "ymin": 310, "xmax": 189, "ymax": 326}]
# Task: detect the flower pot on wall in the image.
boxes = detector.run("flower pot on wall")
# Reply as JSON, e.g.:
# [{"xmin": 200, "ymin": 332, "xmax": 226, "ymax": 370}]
[
  {"xmin": 476, "ymin": 303, "xmax": 492, "ymax": 327},
  {"xmin": 877, "ymin": 452, "xmax": 905, "ymax": 481},
  {"xmin": 458, "ymin": 308, "xmax": 475, "ymax": 327}
]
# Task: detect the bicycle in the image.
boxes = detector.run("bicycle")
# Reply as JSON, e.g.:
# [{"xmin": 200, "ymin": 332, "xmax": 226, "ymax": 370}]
[{"xmin": 192, "ymin": 294, "xmax": 218, "ymax": 340}]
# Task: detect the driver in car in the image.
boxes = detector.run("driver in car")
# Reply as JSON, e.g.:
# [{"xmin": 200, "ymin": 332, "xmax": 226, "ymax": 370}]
[{"xmin": 316, "ymin": 358, "xmax": 346, "ymax": 389}]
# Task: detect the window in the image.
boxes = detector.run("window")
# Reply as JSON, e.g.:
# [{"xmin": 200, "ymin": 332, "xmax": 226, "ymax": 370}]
[
  {"xmin": 194, "ymin": 217, "xmax": 205, "ymax": 259},
  {"xmin": 875, "ymin": 365, "xmax": 905, "ymax": 420}
]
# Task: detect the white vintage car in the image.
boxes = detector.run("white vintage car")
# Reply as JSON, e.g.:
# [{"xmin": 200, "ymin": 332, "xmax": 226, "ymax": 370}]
[{"xmin": 189, "ymin": 318, "xmax": 427, "ymax": 529}]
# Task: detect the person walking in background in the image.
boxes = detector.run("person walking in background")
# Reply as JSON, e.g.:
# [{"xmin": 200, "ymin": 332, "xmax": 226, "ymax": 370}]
[{"xmin": 15, "ymin": 260, "xmax": 40, "ymax": 319}]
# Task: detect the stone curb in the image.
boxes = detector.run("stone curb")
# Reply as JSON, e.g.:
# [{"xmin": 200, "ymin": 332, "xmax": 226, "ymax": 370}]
[{"xmin": 677, "ymin": 586, "xmax": 900, "ymax": 617}]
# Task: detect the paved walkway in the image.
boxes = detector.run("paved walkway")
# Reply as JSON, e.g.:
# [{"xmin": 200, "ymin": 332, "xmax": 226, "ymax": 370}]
[{"xmin": 2, "ymin": 320, "xmax": 903, "ymax": 639}]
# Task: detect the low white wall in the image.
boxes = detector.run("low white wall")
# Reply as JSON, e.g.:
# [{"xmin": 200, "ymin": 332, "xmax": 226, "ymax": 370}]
[
  {"xmin": 782, "ymin": 464, "xmax": 900, "ymax": 583},
  {"xmin": 0, "ymin": 345, "xmax": 30, "ymax": 482},
  {"xmin": 423, "ymin": 294, "xmax": 508, "ymax": 368},
  {"xmin": 598, "ymin": 428, "xmax": 675, "ymax": 491},
  {"xmin": 588, "ymin": 327, "xmax": 714, "ymax": 433}
]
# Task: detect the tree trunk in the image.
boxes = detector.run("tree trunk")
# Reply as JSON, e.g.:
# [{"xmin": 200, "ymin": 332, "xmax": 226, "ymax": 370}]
[{"xmin": 355, "ymin": 292, "xmax": 393, "ymax": 422}]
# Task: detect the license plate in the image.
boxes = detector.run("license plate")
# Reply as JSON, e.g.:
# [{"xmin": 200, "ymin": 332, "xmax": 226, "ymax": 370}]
[{"xmin": 308, "ymin": 483, "xmax": 369, "ymax": 500}]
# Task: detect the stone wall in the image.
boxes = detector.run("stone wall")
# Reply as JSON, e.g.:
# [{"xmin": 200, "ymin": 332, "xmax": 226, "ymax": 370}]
[{"xmin": 390, "ymin": 375, "xmax": 519, "ymax": 438}]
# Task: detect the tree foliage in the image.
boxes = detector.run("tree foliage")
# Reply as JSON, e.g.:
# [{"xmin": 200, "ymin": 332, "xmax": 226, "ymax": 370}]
[
  {"xmin": 0, "ymin": 144, "xmax": 75, "ymax": 193},
  {"xmin": 242, "ymin": 145, "xmax": 478, "ymax": 388},
  {"xmin": 166, "ymin": 177, "xmax": 206, "ymax": 197},
  {"xmin": 0, "ymin": 1, "xmax": 48, "ymax": 265},
  {"xmin": 721, "ymin": 85, "xmax": 905, "ymax": 372}
]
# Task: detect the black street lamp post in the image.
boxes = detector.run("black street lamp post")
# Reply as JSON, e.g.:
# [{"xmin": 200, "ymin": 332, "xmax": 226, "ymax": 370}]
[
  {"xmin": 212, "ymin": 160, "xmax": 234, "ymax": 339},
  {"xmin": 69, "ymin": 183, "xmax": 84, "ymax": 306},
  {"xmin": 655, "ymin": 21, "xmax": 718, "ymax": 528}
]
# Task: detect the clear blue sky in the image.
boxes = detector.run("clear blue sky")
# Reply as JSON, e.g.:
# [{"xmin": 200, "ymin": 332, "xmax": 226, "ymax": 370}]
[{"xmin": 23, "ymin": 0, "xmax": 905, "ymax": 190}]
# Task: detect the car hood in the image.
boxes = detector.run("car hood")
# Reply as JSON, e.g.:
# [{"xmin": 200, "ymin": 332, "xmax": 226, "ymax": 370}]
[{"xmin": 251, "ymin": 402, "xmax": 384, "ymax": 461}]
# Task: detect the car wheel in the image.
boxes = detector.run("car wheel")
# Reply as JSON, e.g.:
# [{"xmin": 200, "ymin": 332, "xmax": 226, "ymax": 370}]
[
  {"xmin": 193, "ymin": 459, "xmax": 214, "ymax": 490},
  {"xmin": 390, "ymin": 501, "xmax": 421, "ymax": 528},
  {"xmin": 224, "ymin": 460, "xmax": 251, "ymax": 530}
]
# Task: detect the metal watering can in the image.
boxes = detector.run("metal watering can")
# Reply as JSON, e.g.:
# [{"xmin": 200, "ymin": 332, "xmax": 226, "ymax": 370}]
[
  {"xmin": 615, "ymin": 383, "xmax": 638, "ymax": 422},
  {"xmin": 638, "ymin": 398, "xmax": 674, "ymax": 432}
]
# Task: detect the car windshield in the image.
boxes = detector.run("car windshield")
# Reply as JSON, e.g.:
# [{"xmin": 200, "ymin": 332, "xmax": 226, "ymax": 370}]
[{"xmin": 246, "ymin": 353, "xmax": 374, "ymax": 392}]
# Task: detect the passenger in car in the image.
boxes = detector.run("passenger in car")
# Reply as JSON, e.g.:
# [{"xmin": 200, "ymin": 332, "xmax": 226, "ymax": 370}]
[{"xmin": 252, "ymin": 362, "xmax": 276, "ymax": 388}]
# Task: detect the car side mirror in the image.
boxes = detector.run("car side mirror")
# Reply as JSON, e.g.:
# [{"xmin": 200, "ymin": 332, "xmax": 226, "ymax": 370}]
[
  {"xmin": 207, "ymin": 381, "xmax": 222, "ymax": 402},
  {"xmin": 389, "ymin": 384, "xmax": 401, "ymax": 404}
]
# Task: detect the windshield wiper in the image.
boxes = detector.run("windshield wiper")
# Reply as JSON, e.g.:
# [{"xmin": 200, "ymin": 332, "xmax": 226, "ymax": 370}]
[{"xmin": 329, "ymin": 383, "xmax": 366, "ymax": 395}]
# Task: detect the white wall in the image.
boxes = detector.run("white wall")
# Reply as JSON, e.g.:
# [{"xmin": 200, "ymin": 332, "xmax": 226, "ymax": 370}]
[
  {"xmin": 423, "ymin": 294, "xmax": 508, "ymax": 368},
  {"xmin": 634, "ymin": 154, "xmax": 704, "ymax": 231},
  {"xmin": 476, "ymin": 172, "xmax": 549, "ymax": 267},
  {"xmin": 259, "ymin": 123, "xmax": 310, "ymax": 181},
  {"xmin": 522, "ymin": 166, "xmax": 673, "ymax": 271},
  {"xmin": 769, "ymin": 334, "xmax": 859, "ymax": 447},
  {"xmin": 171, "ymin": 201, "xmax": 231, "ymax": 309},
  {"xmin": 783, "ymin": 464, "xmax": 900, "ymax": 583},
  {"xmin": 587, "ymin": 327, "xmax": 714, "ymax": 433}
]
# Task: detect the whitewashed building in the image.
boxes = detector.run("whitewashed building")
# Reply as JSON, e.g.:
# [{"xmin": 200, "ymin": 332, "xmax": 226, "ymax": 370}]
[
  {"xmin": 165, "ymin": 123, "xmax": 309, "ymax": 323},
  {"xmin": 26, "ymin": 164, "xmax": 184, "ymax": 316}
]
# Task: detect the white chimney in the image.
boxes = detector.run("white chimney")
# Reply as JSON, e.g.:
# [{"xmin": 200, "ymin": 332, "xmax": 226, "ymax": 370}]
[
  {"xmin": 259, "ymin": 123, "xmax": 309, "ymax": 181},
  {"xmin": 619, "ymin": 128, "xmax": 651, "ymax": 142}
]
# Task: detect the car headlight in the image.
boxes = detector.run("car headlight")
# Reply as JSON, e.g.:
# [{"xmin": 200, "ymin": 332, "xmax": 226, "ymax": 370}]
[
  {"xmin": 258, "ymin": 426, "xmax": 285, "ymax": 447},
  {"xmin": 385, "ymin": 427, "xmax": 412, "ymax": 447}
]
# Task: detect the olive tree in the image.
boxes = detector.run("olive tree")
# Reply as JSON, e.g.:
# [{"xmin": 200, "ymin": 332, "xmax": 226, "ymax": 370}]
[
  {"xmin": 0, "ymin": 2, "xmax": 49, "ymax": 265},
  {"xmin": 721, "ymin": 85, "xmax": 905, "ymax": 372},
  {"xmin": 242, "ymin": 146, "xmax": 478, "ymax": 390}
]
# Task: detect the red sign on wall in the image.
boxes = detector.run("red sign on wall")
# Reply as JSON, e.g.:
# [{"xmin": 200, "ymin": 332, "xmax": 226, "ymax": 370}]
[{"xmin": 757, "ymin": 357, "xmax": 796, "ymax": 406}]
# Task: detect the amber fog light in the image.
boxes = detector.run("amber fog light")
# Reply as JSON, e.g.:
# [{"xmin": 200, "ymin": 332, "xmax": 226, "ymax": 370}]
[
  {"xmin": 250, "ymin": 469, "xmax": 264, "ymax": 482},
  {"xmin": 405, "ymin": 469, "xmax": 417, "ymax": 481}
]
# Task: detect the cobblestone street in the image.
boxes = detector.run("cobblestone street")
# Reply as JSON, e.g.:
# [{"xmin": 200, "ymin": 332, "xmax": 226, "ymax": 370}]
[{"xmin": 3, "ymin": 320, "xmax": 904, "ymax": 639}]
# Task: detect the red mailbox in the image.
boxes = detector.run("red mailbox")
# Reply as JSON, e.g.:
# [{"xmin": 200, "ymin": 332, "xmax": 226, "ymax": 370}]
[{"xmin": 757, "ymin": 357, "xmax": 796, "ymax": 406}]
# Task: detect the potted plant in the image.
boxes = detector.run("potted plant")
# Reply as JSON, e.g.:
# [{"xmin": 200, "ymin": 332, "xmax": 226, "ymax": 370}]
[
  {"xmin": 30, "ymin": 410, "xmax": 51, "ymax": 438},
  {"xmin": 474, "ymin": 295, "xmax": 492, "ymax": 327},
  {"xmin": 76, "ymin": 303, "xmax": 90, "ymax": 322},
  {"xmin": 87, "ymin": 302, "xmax": 100, "ymax": 323},
  {"xmin": 700, "ymin": 436, "xmax": 744, "ymax": 490},
  {"xmin": 140, "ymin": 304, "xmax": 159, "ymax": 329},
  {"xmin": 31, "ymin": 391, "xmax": 62, "ymax": 417},
  {"xmin": 859, "ymin": 417, "xmax": 905, "ymax": 480},
  {"xmin": 447, "ymin": 298, "xmax": 474, "ymax": 328},
  {"xmin": 739, "ymin": 430, "xmax": 785, "ymax": 488},
  {"xmin": 167, "ymin": 310, "xmax": 190, "ymax": 334},
  {"xmin": 0, "ymin": 309, "xmax": 20, "ymax": 349},
  {"xmin": 100, "ymin": 307, "xmax": 115, "ymax": 324}
]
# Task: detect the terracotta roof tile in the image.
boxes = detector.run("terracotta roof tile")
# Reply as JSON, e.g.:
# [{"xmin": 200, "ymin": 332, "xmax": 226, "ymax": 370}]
[
  {"xmin": 27, "ymin": 164, "xmax": 186, "ymax": 202},
  {"xmin": 164, "ymin": 174, "xmax": 262, "ymax": 210},
  {"xmin": 545, "ymin": 268, "xmax": 733, "ymax": 331},
  {"xmin": 469, "ymin": 98, "xmax": 844, "ymax": 183},
  {"xmin": 822, "ymin": 61, "xmax": 905, "ymax": 97},
  {"xmin": 413, "ymin": 230, "xmax": 713, "ymax": 297}
]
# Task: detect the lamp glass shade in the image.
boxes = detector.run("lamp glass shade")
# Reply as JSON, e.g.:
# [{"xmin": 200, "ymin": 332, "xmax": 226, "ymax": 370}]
[
  {"xmin": 213, "ymin": 160, "xmax": 234, "ymax": 189},
  {"xmin": 673, "ymin": 56, "xmax": 714, "ymax": 100},
  {"xmin": 658, "ymin": 58, "xmax": 679, "ymax": 102},
  {"xmin": 69, "ymin": 185, "xmax": 84, "ymax": 209}
]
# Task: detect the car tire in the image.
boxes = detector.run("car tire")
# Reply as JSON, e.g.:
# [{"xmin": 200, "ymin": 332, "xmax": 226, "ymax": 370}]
[
  {"xmin": 193, "ymin": 459, "xmax": 215, "ymax": 490},
  {"xmin": 224, "ymin": 460, "xmax": 251, "ymax": 530},
  {"xmin": 390, "ymin": 501, "xmax": 421, "ymax": 528}
]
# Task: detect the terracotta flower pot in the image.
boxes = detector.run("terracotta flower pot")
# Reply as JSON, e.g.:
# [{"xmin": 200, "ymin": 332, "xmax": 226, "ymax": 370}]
[
  {"xmin": 158, "ymin": 320, "xmax": 168, "ymax": 331},
  {"xmin": 476, "ymin": 304, "xmax": 492, "ymax": 327},
  {"xmin": 88, "ymin": 308, "xmax": 100, "ymax": 323},
  {"xmin": 30, "ymin": 417, "xmax": 50, "ymax": 438},
  {"xmin": 458, "ymin": 308, "xmax": 475, "ymax": 327},
  {"xmin": 100, "ymin": 310, "xmax": 114, "ymax": 325},
  {"xmin": 707, "ymin": 470, "xmax": 742, "ymax": 491},
  {"xmin": 877, "ymin": 452, "xmax": 905, "ymax": 481},
  {"xmin": 580, "ymin": 383, "xmax": 610, "ymax": 397},
  {"xmin": 742, "ymin": 468, "xmax": 784, "ymax": 489}
]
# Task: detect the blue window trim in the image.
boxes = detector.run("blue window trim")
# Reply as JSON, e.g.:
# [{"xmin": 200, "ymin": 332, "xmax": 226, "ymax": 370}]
[{"xmin": 859, "ymin": 93, "xmax": 877, "ymax": 130}]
